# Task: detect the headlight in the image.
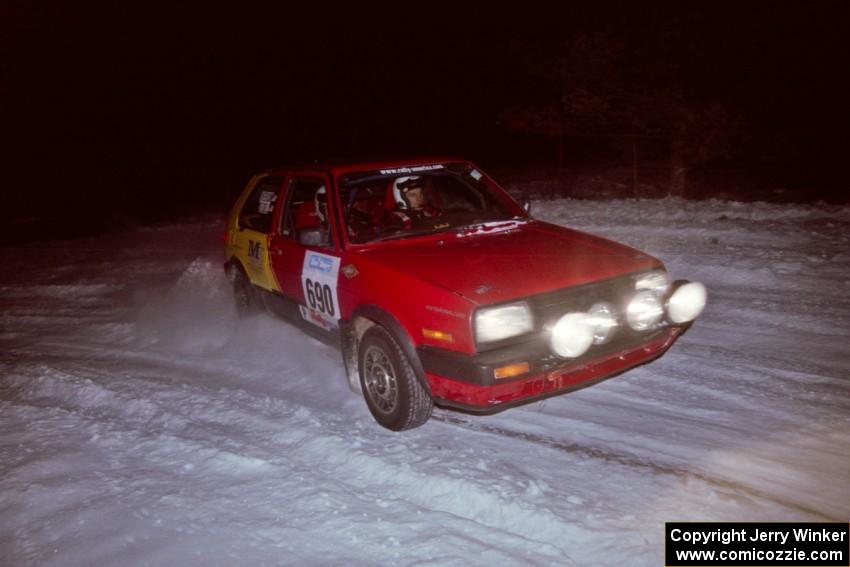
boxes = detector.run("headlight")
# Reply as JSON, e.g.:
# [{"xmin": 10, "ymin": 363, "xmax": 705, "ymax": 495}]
[
  {"xmin": 626, "ymin": 290, "xmax": 664, "ymax": 331},
  {"xmin": 635, "ymin": 270, "xmax": 670, "ymax": 296},
  {"xmin": 667, "ymin": 281, "xmax": 707, "ymax": 323},
  {"xmin": 475, "ymin": 301, "xmax": 533, "ymax": 343},
  {"xmin": 550, "ymin": 312, "xmax": 594, "ymax": 358}
]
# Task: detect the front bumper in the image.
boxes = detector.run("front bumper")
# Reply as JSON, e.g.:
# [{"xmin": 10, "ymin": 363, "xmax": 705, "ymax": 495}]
[{"xmin": 420, "ymin": 325, "xmax": 685, "ymax": 412}]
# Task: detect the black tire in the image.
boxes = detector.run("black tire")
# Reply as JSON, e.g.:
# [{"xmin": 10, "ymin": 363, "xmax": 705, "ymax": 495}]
[
  {"xmin": 232, "ymin": 269, "xmax": 260, "ymax": 316},
  {"xmin": 358, "ymin": 325, "xmax": 433, "ymax": 431}
]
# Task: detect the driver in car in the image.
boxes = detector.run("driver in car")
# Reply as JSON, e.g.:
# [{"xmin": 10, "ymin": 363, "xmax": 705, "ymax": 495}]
[{"xmin": 385, "ymin": 176, "xmax": 442, "ymax": 230}]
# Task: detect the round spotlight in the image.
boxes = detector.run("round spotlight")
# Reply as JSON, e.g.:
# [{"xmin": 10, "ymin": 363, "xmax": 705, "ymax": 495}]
[
  {"xmin": 550, "ymin": 312, "xmax": 594, "ymax": 358},
  {"xmin": 587, "ymin": 302, "xmax": 617, "ymax": 344},
  {"xmin": 627, "ymin": 290, "xmax": 664, "ymax": 331},
  {"xmin": 635, "ymin": 270, "xmax": 670, "ymax": 295},
  {"xmin": 667, "ymin": 281, "xmax": 707, "ymax": 324}
]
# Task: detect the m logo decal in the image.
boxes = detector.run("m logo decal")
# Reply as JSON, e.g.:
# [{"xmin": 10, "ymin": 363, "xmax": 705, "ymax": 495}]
[{"xmin": 248, "ymin": 240, "xmax": 261, "ymax": 259}]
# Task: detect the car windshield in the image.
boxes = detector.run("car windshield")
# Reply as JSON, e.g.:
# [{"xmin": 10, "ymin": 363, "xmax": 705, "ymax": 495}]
[{"xmin": 339, "ymin": 163, "xmax": 520, "ymax": 244}]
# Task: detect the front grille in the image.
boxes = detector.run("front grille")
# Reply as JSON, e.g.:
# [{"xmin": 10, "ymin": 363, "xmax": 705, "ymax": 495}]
[
  {"xmin": 529, "ymin": 272, "xmax": 669, "ymax": 370},
  {"xmin": 529, "ymin": 273, "xmax": 638, "ymax": 325},
  {"xmin": 477, "ymin": 271, "xmax": 670, "ymax": 372}
]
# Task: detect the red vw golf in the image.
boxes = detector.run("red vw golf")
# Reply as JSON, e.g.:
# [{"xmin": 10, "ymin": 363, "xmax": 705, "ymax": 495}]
[{"xmin": 224, "ymin": 158, "xmax": 706, "ymax": 431}]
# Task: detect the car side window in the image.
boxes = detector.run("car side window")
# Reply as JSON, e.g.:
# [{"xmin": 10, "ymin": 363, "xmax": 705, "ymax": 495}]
[
  {"xmin": 279, "ymin": 177, "xmax": 333, "ymax": 249},
  {"xmin": 239, "ymin": 176, "xmax": 284, "ymax": 233}
]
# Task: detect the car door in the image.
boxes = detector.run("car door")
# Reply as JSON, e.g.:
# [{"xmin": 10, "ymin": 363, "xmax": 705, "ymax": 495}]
[
  {"xmin": 268, "ymin": 172, "xmax": 343, "ymax": 332},
  {"xmin": 231, "ymin": 174, "xmax": 286, "ymax": 291}
]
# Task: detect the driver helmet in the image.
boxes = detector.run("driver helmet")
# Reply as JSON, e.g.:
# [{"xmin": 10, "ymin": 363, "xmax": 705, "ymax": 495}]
[
  {"xmin": 314, "ymin": 185, "xmax": 328, "ymax": 224},
  {"xmin": 393, "ymin": 176, "xmax": 423, "ymax": 209}
]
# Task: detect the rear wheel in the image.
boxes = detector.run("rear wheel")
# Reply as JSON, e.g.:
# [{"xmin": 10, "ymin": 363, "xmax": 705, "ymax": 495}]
[
  {"xmin": 358, "ymin": 325, "xmax": 433, "ymax": 431},
  {"xmin": 232, "ymin": 269, "xmax": 260, "ymax": 316}
]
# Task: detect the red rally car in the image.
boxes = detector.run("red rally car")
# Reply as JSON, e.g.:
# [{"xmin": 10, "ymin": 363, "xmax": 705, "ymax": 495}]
[{"xmin": 224, "ymin": 158, "xmax": 707, "ymax": 431}]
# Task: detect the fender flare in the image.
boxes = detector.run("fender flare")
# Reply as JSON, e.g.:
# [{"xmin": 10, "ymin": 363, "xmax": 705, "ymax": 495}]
[{"xmin": 344, "ymin": 304, "xmax": 431, "ymax": 395}]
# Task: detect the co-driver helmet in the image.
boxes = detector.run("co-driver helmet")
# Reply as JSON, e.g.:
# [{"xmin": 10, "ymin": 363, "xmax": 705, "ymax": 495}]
[{"xmin": 315, "ymin": 185, "xmax": 328, "ymax": 224}]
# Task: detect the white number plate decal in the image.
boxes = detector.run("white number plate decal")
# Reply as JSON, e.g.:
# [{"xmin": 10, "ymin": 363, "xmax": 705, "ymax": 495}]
[{"xmin": 300, "ymin": 251, "xmax": 341, "ymax": 331}]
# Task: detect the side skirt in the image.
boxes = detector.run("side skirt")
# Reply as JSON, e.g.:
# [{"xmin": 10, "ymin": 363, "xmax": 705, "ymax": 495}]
[{"xmin": 255, "ymin": 287, "xmax": 342, "ymax": 349}]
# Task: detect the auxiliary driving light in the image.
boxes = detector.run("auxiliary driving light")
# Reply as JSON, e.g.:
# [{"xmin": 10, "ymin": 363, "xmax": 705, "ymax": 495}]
[
  {"xmin": 635, "ymin": 270, "xmax": 670, "ymax": 295},
  {"xmin": 550, "ymin": 312, "xmax": 594, "ymax": 358},
  {"xmin": 587, "ymin": 302, "xmax": 617, "ymax": 345},
  {"xmin": 626, "ymin": 290, "xmax": 664, "ymax": 331},
  {"xmin": 667, "ymin": 281, "xmax": 707, "ymax": 324}
]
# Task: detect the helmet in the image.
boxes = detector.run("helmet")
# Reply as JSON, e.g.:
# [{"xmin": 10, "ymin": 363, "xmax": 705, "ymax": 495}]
[
  {"xmin": 392, "ymin": 176, "xmax": 422, "ymax": 209},
  {"xmin": 314, "ymin": 185, "xmax": 328, "ymax": 224}
]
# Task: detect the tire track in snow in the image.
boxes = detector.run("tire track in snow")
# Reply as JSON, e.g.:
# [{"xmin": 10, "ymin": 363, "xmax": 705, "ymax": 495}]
[
  {"xmin": 9, "ymin": 332, "xmax": 840, "ymax": 526},
  {"xmin": 430, "ymin": 412, "xmax": 837, "ymax": 521},
  {"xmin": 2, "ymin": 336, "xmax": 585, "ymax": 561},
  {"xmin": 1, "ymin": 360, "xmax": 580, "ymax": 565}
]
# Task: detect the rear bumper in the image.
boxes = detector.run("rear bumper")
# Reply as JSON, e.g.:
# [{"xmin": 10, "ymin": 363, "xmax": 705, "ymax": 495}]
[{"xmin": 422, "ymin": 326, "xmax": 684, "ymax": 412}]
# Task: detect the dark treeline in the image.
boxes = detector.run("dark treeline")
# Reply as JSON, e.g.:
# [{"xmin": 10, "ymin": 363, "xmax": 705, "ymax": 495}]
[{"xmin": 3, "ymin": 2, "xmax": 848, "ymax": 240}]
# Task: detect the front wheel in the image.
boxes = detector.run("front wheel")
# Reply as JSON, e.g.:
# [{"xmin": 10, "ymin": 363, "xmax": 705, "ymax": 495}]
[{"xmin": 358, "ymin": 326, "xmax": 433, "ymax": 431}]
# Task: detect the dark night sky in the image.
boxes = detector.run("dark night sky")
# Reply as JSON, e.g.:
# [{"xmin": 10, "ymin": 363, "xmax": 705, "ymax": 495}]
[{"xmin": 2, "ymin": 2, "xmax": 849, "ymax": 230}]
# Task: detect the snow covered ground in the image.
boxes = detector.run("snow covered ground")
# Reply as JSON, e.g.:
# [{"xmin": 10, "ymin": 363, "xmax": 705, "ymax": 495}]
[{"xmin": 1, "ymin": 198, "xmax": 849, "ymax": 566}]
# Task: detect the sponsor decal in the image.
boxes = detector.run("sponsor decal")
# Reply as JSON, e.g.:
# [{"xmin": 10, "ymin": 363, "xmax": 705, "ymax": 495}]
[
  {"xmin": 309, "ymin": 254, "xmax": 333, "ymax": 273},
  {"xmin": 341, "ymin": 264, "xmax": 360, "ymax": 279},
  {"xmin": 379, "ymin": 164, "xmax": 444, "ymax": 175},
  {"xmin": 258, "ymin": 191, "xmax": 277, "ymax": 214},
  {"xmin": 298, "ymin": 305, "xmax": 335, "ymax": 332},
  {"xmin": 248, "ymin": 240, "xmax": 261, "ymax": 260},
  {"xmin": 425, "ymin": 305, "xmax": 465, "ymax": 319}
]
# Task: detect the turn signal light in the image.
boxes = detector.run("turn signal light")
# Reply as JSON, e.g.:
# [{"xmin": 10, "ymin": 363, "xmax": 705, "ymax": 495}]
[
  {"xmin": 422, "ymin": 328, "xmax": 454, "ymax": 343},
  {"xmin": 494, "ymin": 362, "xmax": 531, "ymax": 380}
]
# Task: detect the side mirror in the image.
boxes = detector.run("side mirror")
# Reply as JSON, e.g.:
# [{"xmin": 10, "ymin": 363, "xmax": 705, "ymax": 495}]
[
  {"xmin": 522, "ymin": 200, "xmax": 532, "ymax": 215},
  {"xmin": 298, "ymin": 228, "xmax": 324, "ymax": 247}
]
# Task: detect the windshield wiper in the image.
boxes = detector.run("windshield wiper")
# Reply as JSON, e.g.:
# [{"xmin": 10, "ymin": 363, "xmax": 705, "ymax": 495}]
[{"xmin": 368, "ymin": 229, "xmax": 430, "ymax": 242}]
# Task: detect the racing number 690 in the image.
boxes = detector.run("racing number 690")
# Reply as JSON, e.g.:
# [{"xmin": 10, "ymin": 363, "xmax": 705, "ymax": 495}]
[{"xmin": 305, "ymin": 278, "xmax": 335, "ymax": 317}]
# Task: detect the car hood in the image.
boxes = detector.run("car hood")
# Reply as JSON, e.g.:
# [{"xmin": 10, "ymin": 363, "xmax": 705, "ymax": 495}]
[{"xmin": 360, "ymin": 220, "xmax": 661, "ymax": 305}]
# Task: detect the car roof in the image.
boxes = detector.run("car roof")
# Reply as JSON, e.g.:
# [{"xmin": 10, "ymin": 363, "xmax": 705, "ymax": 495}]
[{"xmin": 260, "ymin": 156, "xmax": 469, "ymax": 177}]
